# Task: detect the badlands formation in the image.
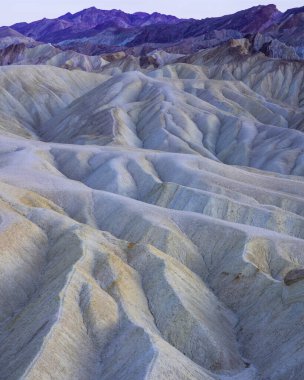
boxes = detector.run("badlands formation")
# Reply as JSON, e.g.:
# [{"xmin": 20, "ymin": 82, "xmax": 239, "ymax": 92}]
[{"xmin": 1, "ymin": 5, "xmax": 304, "ymax": 380}]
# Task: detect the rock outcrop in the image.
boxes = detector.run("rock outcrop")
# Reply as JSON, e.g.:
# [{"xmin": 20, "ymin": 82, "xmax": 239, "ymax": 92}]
[{"xmin": 284, "ymin": 269, "xmax": 304, "ymax": 286}]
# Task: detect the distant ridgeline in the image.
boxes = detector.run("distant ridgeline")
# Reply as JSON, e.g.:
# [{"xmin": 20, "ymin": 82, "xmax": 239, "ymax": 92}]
[{"xmin": 0, "ymin": 4, "xmax": 303, "ymax": 67}]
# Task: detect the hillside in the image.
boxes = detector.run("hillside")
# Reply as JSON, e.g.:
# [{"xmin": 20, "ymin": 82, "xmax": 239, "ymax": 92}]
[{"xmin": 0, "ymin": 5, "xmax": 304, "ymax": 380}]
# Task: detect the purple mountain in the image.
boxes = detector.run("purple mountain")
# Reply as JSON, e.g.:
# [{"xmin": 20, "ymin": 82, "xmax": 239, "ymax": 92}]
[
  {"xmin": 11, "ymin": 8, "xmax": 182, "ymax": 43},
  {"xmin": 4, "ymin": 4, "xmax": 304, "ymax": 58}
]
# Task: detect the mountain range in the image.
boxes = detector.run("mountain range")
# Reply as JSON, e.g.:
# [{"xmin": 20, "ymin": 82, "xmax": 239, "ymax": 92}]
[{"xmin": 1, "ymin": 4, "xmax": 303, "ymax": 59}]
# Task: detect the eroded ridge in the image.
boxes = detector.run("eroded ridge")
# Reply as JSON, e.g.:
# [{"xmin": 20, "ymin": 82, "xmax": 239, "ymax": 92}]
[{"xmin": 0, "ymin": 37, "xmax": 304, "ymax": 380}]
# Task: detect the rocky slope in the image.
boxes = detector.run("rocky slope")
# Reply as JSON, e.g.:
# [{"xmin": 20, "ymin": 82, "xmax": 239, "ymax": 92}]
[
  {"xmin": 0, "ymin": 43, "xmax": 109, "ymax": 71},
  {"xmin": 0, "ymin": 5, "xmax": 304, "ymax": 380}
]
